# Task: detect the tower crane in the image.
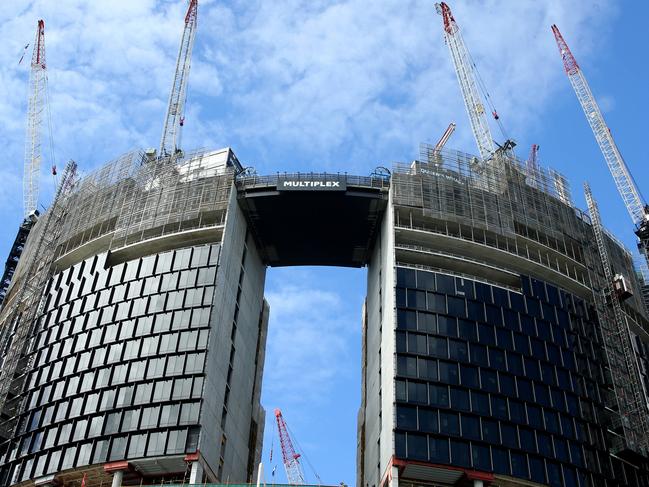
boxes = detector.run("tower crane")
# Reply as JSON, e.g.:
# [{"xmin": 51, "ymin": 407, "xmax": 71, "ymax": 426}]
[
  {"xmin": 552, "ymin": 25, "xmax": 649, "ymax": 268},
  {"xmin": 23, "ymin": 19, "xmax": 48, "ymax": 218},
  {"xmin": 159, "ymin": 0, "xmax": 198, "ymax": 160},
  {"xmin": 434, "ymin": 122, "xmax": 456, "ymax": 153},
  {"xmin": 435, "ymin": 2, "xmax": 512, "ymax": 161},
  {"xmin": 526, "ymin": 144, "xmax": 539, "ymax": 176},
  {"xmin": 274, "ymin": 409, "xmax": 306, "ymax": 485},
  {"xmin": 2, "ymin": 20, "xmax": 51, "ymax": 309}
]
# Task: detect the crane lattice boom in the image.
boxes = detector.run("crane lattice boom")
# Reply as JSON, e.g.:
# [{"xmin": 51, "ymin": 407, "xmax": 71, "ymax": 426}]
[
  {"xmin": 23, "ymin": 20, "xmax": 47, "ymax": 218},
  {"xmin": 552, "ymin": 25, "xmax": 647, "ymax": 229},
  {"xmin": 435, "ymin": 2, "xmax": 494, "ymax": 161},
  {"xmin": 434, "ymin": 122, "xmax": 456, "ymax": 152},
  {"xmin": 159, "ymin": 0, "xmax": 198, "ymax": 159},
  {"xmin": 275, "ymin": 409, "xmax": 305, "ymax": 485}
]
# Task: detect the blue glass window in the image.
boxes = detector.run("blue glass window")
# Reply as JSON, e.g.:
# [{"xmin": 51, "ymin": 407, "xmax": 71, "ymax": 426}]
[
  {"xmin": 472, "ymin": 443, "xmax": 491, "ymax": 471},
  {"xmin": 450, "ymin": 388, "xmax": 470, "ymax": 412},
  {"xmin": 439, "ymin": 411, "xmax": 460, "ymax": 436},
  {"xmin": 407, "ymin": 433, "xmax": 428, "ymax": 460},
  {"xmin": 429, "ymin": 384, "xmax": 449, "ymax": 408},
  {"xmin": 419, "ymin": 409, "xmax": 438, "ymax": 433},
  {"xmin": 460, "ymin": 414, "xmax": 480, "ymax": 440},
  {"xmin": 429, "ymin": 436, "xmax": 450, "ymax": 463},
  {"xmin": 460, "ymin": 364, "xmax": 479, "ymax": 388},
  {"xmin": 450, "ymin": 440, "xmax": 470, "ymax": 467}
]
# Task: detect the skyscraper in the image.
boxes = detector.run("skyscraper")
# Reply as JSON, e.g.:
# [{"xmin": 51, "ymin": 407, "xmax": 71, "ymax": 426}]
[
  {"xmin": 0, "ymin": 149, "xmax": 268, "ymax": 486},
  {"xmin": 1, "ymin": 142, "xmax": 648, "ymax": 487},
  {"xmin": 357, "ymin": 145, "xmax": 649, "ymax": 487}
]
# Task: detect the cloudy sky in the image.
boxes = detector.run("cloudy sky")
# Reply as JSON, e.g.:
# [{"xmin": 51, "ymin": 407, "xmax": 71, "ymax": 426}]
[{"xmin": 1, "ymin": 0, "xmax": 648, "ymax": 485}]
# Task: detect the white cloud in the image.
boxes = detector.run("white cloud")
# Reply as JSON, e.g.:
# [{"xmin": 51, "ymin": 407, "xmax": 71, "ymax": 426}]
[
  {"xmin": 0, "ymin": 0, "xmax": 614, "ymax": 218},
  {"xmin": 263, "ymin": 275, "xmax": 360, "ymax": 407}
]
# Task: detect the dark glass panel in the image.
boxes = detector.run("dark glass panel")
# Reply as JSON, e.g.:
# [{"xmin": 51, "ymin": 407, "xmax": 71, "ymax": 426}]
[
  {"xmin": 450, "ymin": 439, "xmax": 470, "ymax": 467},
  {"xmin": 397, "ymin": 267, "xmax": 417, "ymax": 288},
  {"xmin": 460, "ymin": 365, "xmax": 479, "ymax": 388},
  {"xmin": 447, "ymin": 296, "xmax": 466, "ymax": 318},
  {"xmin": 437, "ymin": 316, "xmax": 458, "ymax": 337},
  {"xmin": 429, "ymin": 384, "xmax": 449, "ymax": 408},
  {"xmin": 439, "ymin": 411, "xmax": 460, "ymax": 436},
  {"xmin": 429, "ymin": 436, "xmax": 450, "ymax": 463},
  {"xmin": 419, "ymin": 409, "xmax": 438, "ymax": 433},
  {"xmin": 481, "ymin": 369, "xmax": 498, "ymax": 393},
  {"xmin": 482, "ymin": 418, "xmax": 499, "ymax": 443},
  {"xmin": 396, "ymin": 406, "xmax": 417, "ymax": 430},
  {"xmin": 471, "ymin": 391, "xmax": 490, "ymax": 416},
  {"xmin": 460, "ymin": 414, "xmax": 480, "ymax": 440},
  {"xmin": 450, "ymin": 388, "xmax": 470, "ymax": 412},
  {"xmin": 406, "ymin": 433, "xmax": 428, "ymax": 461},
  {"xmin": 472, "ymin": 443, "xmax": 491, "ymax": 471},
  {"xmin": 511, "ymin": 452, "xmax": 529, "ymax": 479},
  {"xmin": 395, "ymin": 432, "xmax": 406, "ymax": 458},
  {"xmin": 438, "ymin": 361, "xmax": 459, "ymax": 385}
]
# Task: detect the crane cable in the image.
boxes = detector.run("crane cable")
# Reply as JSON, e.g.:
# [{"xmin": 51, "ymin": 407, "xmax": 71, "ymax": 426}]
[
  {"xmin": 285, "ymin": 420, "xmax": 323, "ymax": 485},
  {"xmin": 45, "ymin": 74, "xmax": 58, "ymax": 188},
  {"xmin": 463, "ymin": 40, "xmax": 512, "ymax": 147}
]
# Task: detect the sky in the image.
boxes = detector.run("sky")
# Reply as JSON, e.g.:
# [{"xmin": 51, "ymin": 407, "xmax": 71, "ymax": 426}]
[{"xmin": 1, "ymin": 0, "xmax": 648, "ymax": 485}]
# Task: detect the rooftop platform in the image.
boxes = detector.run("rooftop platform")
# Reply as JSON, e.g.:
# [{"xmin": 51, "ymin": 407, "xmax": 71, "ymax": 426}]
[{"xmin": 236, "ymin": 173, "xmax": 389, "ymax": 267}]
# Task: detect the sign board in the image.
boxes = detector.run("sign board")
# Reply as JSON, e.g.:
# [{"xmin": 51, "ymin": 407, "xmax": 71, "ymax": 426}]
[{"xmin": 277, "ymin": 175, "xmax": 347, "ymax": 192}]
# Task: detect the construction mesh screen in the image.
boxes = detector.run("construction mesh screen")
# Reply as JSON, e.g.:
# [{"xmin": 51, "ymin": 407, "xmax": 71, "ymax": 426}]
[
  {"xmin": 53, "ymin": 149, "xmax": 236, "ymax": 260},
  {"xmin": 392, "ymin": 144, "xmax": 587, "ymax": 242}
]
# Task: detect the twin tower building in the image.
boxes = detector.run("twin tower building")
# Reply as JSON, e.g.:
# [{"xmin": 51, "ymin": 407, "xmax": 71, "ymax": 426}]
[{"xmin": 0, "ymin": 145, "xmax": 649, "ymax": 487}]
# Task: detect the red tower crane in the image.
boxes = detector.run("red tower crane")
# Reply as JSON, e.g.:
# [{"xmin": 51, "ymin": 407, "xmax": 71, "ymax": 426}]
[
  {"xmin": 275, "ymin": 409, "xmax": 306, "ymax": 485},
  {"xmin": 159, "ymin": 0, "xmax": 198, "ymax": 159},
  {"xmin": 551, "ymin": 25, "xmax": 649, "ymax": 268}
]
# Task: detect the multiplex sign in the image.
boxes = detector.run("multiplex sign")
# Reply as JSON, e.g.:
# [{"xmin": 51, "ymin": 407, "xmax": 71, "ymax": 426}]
[{"xmin": 278, "ymin": 176, "xmax": 347, "ymax": 191}]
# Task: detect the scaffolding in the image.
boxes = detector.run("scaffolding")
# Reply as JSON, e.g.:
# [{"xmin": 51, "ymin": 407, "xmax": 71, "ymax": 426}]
[
  {"xmin": 0, "ymin": 162, "xmax": 77, "ymax": 437},
  {"xmin": 392, "ymin": 144, "xmax": 649, "ymax": 458},
  {"xmin": 585, "ymin": 183, "xmax": 649, "ymax": 456},
  {"xmin": 0, "ymin": 149, "xmax": 238, "ymax": 439}
]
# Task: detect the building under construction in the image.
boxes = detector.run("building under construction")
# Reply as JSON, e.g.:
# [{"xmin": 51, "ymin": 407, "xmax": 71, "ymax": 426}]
[
  {"xmin": 0, "ymin": 139, "xmax": 648, "ymax": 487},
  {"xmin": 2, "ymin": 1, "xmax": 649, "ymax": 487}
]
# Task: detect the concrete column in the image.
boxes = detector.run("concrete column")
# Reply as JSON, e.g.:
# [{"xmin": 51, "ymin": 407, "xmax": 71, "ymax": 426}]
[
  {"xmin": 189, "ymin": 462, "xmax": 204, "ymax": 484},
  {"xmin": 473, "ymin": 481, "xmax": 484, "ymax": 487},
  {"xmin": 111, "ymin": 470, "xmax": 123, "ymax": 487}
]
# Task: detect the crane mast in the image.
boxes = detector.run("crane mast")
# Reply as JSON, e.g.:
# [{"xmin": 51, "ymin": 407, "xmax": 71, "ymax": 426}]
[
  {"xmin": 23, "ymin": 20, "xmax": 47, "ymax": 218},
  {"xmin": 159, "ymin": 0, "xmax": 198, "ymax": 159},
  {"xmin": 275, "ymin": 409, "xmax": 306, "ymax": 485},
  {"xmin": 435, "ymin": 2, "xmax": 495, "ymax": 161},
  {"xmin": 552, "ymin": 25, "xmax": 649, "ymax": 264},
  {"xmin": 584, "ymin": 183, "xmax": 649, "ymax": 455}
]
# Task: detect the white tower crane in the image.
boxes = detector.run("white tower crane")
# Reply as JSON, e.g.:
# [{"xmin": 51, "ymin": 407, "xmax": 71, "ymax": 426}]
[
  {"xmin": 23, "ymin": 19, "xmax": 48, "ymax": 218},
  {"xmin": 435, "ymin": 2, "xmax": 495, "ymax": 161},
  {"xmin": 552, "ymin": 25, "xmax": 649, "ymax": 267},
  {"xmin": 159, "ymin": 0, "xmax": 198, "ymax": 159}
]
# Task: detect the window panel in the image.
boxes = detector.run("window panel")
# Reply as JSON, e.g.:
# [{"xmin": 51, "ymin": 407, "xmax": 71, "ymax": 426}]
[
  {"xmin": 429, "ymin": 436, "xmax": 450, "ymax": 463},
  {"xmin": 406, "ymin": 433, "xmax": 428, "ymax": 461},
  {"xmin": 396, "ymin": 406, "xmax": 417, "ymax": 430},
  {"xmin": 128, "ymin": 433, "xmax": 147, "ymax": 459}
]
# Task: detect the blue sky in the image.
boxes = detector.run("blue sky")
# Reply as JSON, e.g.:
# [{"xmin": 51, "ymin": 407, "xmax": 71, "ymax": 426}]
[{"xmin": 1, "ymin": 0, "xmax": 648, "ymax": 485}]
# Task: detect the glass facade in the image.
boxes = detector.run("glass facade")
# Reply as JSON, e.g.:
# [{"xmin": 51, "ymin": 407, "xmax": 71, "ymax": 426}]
[
  {"xmin": 394, "ymin": 267, "xmax": 649, "ymax": 487},
  {"xmin": 1, "ymin": 244, "xmax": 219, "ymax": 484}
]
